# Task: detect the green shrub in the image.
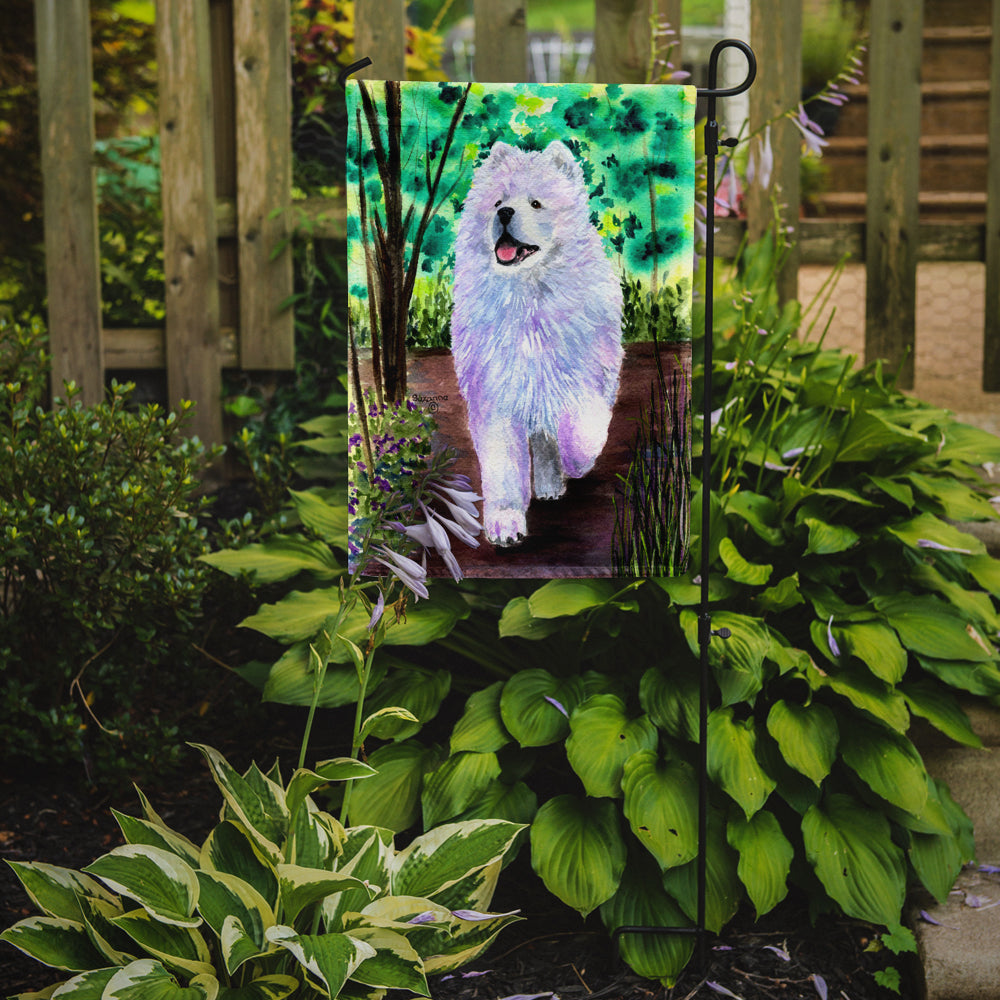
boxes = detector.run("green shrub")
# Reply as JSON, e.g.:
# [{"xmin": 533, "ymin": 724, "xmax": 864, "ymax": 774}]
[
  {"xmin": 1, "ymin": 744, "xmax": 524, "ymax": 998},
  {"xmin": 0, "ymin": 317, "xmax": 220, "ymax": 782}
]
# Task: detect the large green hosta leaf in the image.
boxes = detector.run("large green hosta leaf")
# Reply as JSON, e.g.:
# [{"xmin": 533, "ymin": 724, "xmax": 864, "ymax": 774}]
[
  {"xmin": 639, "ymin": 664, "xmax": 699, "ymax": 742},
  {"xmin": 765, "ymin": 700, "xmax": 838, "ymax": 786},
  {"xmin": 361, "ymin": 667, "xmax": 451, "ymax": 741},
  {"xmin": 621, "ymin": 752, "xmax": 699, "ymax": 871},
  {"xmin": 829, "ymin": 621, "xmax": 907, "ymax": 684},
  {"xmin": 450, "ymin": 681, "xmax": 511, "ymax": 754},
  {"xmin": 727, "ymin": 811, "xmax": 793, "ymax": 918},
  {"xmin": 886, "ymin": 512, "xmax": 985, "ymax": 557},
  {"xmin": 680, "ymin": 610, "xmax": 770, "ymax": 706},
  {"xmin": 874, "ymin": 594, "xmax": 996, "ymax": 662},
  {"xmin": 499, "ymin": 670, "xmax": 585, "ymax": 747},
  {"xmin": 839, "ymin": 718, "xmax": 928, "ymax": 817},
  {"xmin": 660, "ymin": 811, "xmax": 741, "ymax": 934},
  {"xmin": 347, "ymin": 741, "xmax": 442, "ymax": 832},
  {"xmin": 802, "ymin": 793, "xmax": 906, "ymax": 926},
  {"xmin": 200, "ymin": 535, "xmax": 340, "ymax": 584},
  {"xmin": 600, "ymin": 853, "xmax": 694, "ymax": 987},
  {"xmin": 901, "ymin": 680, "xmax": 982, "ymax": 748},
  {"xmin": 707, "ymin": 708, "xmax": 775, "ymax": 818},
  {"xmin": 565, "ymin": 695, "xmax": 657, "ymax": 798},
  {"xmin": 530, "ymin": 795, "xmax": 626, "ymax": 917},
  {"xmin": 526, "ymin": 579, "xmax": 621, "ymax": 618},
  {"xmin": 421, "ymin": 751, "xmax": 502, "ymax": 828}
]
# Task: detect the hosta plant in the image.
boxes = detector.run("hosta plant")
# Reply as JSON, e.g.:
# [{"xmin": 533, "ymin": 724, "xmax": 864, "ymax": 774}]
[{"xmin": 1, "ymin": 744, "xmax": 523, "ymax": 999}]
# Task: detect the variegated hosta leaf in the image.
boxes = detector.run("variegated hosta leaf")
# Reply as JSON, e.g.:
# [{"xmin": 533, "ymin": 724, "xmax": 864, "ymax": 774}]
[
  {"xmin": 420, "ymin": 906, "xmax": 523, "ymax": 975},
  {"xmin": 345, "ymin": 926, "xmax": 429, "ymax": 995},
  {"xmin": 195, "ymin": 871, "xmax": 274, "ymax": 974},
  {"xmin": 565, "ymin": 695, "xmax": 658, "ymax": 799},
  {"xmin": 265, "ymin": 926, "xmax": 375, "ymax": 998},
  {"xmin": 110, "ymin": 908, "xmax": 214, "ymax": 978},
  {"xmin": 102, "ymin": 958, "xmax": 218, "ymax": 999},
  {"xmin": 727, "ymin": 811, "xmax": 793, "ymax": 917},
  {"xmin": 77, "ymin": 894, "xmax": 135, "ymax": 966},
  {"xmin": 200, "ymin": 822, "xmax": 278, "ymax": 910},
  {"xmin": 323, "ymin": 829, "xmax": 393, "ymax": 931},
  {"xmin": 0, "ymin": 916, "xmax": 106, "ymax": 971},
  {"xmin": 599, "ymin": 853, "xmax": 694, "ymax": 987},
  {"xmin": 4, "ymin": 861, "xmax": 118, "ymax": 922},
  {"xmin": 214, "ymin": 974, "xmax": 299, "ymax": 999},
  {"xmin": 44, "ymin": 966, "xmax": 118, "ymax": 996},
  {"xmin": 450, "ymin": 682, "xmax": 511, "ymax": 754},
  {"xmin": 285, "ymin": 760, "xmax": 375, "ymax": 823},
  {"xmin": 529, "ymin": 795, "xmax": 626, "ymax": 917},
  {"xmin": 765, "ymin": 700, "xmax": 838, "ymax": 786},
  {"xmin": 83, "ymin": 845, "xmax": 200, "ymax": 928},
  {"xmin": 621, "ymin": 751, "xmax": 699, "ymax": 871},
  {"xmin": 391, "ymin": 820, "xmax": 524, "ymax": 901},
  {"xmin": 707, "ymin": 707, "xmax": 776, "ymax": 819},
  {"xmin": 288, "ymin": 802, "xmax": 343, "ymax": 870},
  {"xmin": 112, "ymin": 810, "xmax": 202, "ymax": 868},
  {"xmin": 421, "ymin": 751, "xmax": 501, "ymax": 829},
  {"xmin": 190, "ymin": 746, "xmax": 288, "ymax": 863},
  {"xmin": 802, "ymin": 793, "xmax": 906, "ymax": 926},
  {"xmin": 276, "ymin": 865, "xmax": 376, "ymax": 925}
]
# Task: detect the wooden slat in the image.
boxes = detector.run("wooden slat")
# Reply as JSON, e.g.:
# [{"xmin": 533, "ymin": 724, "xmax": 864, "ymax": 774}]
[
  {"xmin": 354, "ymin": 0, "xmax": 406, "ymax": 80},
  {"xmin": 34, "ymin": 0, "xmax": 103, "ymax": 404},
  {"xmin": 864, "ymin": 0, "xmax": 923, "ymax": 389},
  {"xmin": 984, "ymin": 0, "xmax": 1000, "ymax": 390},
  {"xmin": 473, "ymin": 0, "xmax": 526, "ymax": 82},
  {"xmin": 747, "ymin": 0, "xmax": 802, "ymax": 304},
  {"xmin": 594, "ymin": 0, "xmax": 654, "ymax": 83},
  {"xmin": 102, "ymin": 328, "xmax": 238, "ymax": 369},
  {"xmin": 233, "ymin": 0, "xmax": 294, "ymax": 369},
  {"xmin": 157, "ymin": 0, "xmax": 223, "ymax": 444},
  {"xmin": 716, "ymin": 217, "xmax": 986, "ymax": 264}
]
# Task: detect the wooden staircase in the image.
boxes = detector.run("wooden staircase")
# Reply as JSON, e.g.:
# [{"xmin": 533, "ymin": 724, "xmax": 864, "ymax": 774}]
[{"xmin": 816, "ymin": 0, "xmax": 992, "ymax": 221}]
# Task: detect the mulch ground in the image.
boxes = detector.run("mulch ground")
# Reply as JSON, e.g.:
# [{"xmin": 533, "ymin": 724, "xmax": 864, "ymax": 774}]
[{"xmin": 1, "ymin": 748, "xmax": 912, "ymax": 1000}]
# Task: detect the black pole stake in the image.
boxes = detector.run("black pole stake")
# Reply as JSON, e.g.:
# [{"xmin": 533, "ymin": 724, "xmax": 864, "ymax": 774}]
[{"xmin": 614, "ymin": 38, "xmax": 755, "ymax": 975}]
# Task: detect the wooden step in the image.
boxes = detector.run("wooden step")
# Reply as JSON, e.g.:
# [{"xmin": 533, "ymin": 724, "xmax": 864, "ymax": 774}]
[
  {"xmin": 922, "ymin": 0, "xmax": 991, "ymax": 28},
  {"xmin": 822, "ymin": 134, "xmax": 989, "ymax": 193},
  {"xmin": 833, "ymin": 80, "xmax": 991, "ymax": 138},
  {"xmin": 922, "ymin": 25, "xmax": 992, "ymax": 83},
  {"xmin": 813, "ymin": 190, "xmax": 987, "ymax": 222}
]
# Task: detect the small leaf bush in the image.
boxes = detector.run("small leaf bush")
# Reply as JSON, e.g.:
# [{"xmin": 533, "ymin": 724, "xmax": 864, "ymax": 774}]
[
  {"xmin": 0, "ymin": 317, "xmax": 220, "ymax": 782},
  {"xmin": 2, "ymin": 744, "xmax": 523, "ymax": 998},
  {"xmin": 205, "ymin": 234, "xmax": 1000, "ymax": 985}
]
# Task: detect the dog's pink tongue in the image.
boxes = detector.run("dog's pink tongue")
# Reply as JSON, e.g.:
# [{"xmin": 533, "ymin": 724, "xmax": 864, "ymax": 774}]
[{"xmin": 496, "ymin": 243, "xmax": 517, "ymax": 263}]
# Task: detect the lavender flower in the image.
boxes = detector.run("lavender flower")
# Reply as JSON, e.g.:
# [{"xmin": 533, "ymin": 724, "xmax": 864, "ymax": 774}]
[
  {"xmin": 790, "ymin": 103, "xmax": 829, "ymax": 157},
  {"xmin": 374, "ymin": 545, "xmax": 429, "ymax": 600},
  {"xmin": 747, "ymin": 124, "xmax": 774, "ymax": 191},
  {"xmin": 827, "ymin": 615, "xmax": 841, "ymax": 658}
]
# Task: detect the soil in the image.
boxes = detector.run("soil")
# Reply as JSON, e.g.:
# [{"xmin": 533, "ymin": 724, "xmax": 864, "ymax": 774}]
[{"xmin": 0, "ymin": 744, "xmax": 912, "ymax": 1000}]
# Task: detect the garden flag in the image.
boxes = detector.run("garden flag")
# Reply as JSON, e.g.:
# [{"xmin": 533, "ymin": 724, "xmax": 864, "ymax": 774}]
[{"xmin": 347, "ymin": 81, "xmax": 696, "ymax": 580}]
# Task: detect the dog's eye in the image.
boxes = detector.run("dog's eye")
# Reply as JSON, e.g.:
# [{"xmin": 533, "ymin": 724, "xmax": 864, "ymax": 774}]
[
  {"xmin": 494, "ymin": 199, "xmax": 502, "ymax": 208},
  {"xmin": 530, "ymin": 199, "xmax": 543, "ymax": 209}
]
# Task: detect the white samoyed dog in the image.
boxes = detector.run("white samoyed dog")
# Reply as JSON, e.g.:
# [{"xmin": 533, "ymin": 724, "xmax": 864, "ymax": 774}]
[{"xmin": 451, "ymin": 140, "xmax": 623, "ymax": 547}]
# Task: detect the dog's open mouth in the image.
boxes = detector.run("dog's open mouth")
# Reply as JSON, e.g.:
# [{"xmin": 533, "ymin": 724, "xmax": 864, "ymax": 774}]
[{"xmin": 495, "ymin": 232, "xmax": 540, "ymax": 266}]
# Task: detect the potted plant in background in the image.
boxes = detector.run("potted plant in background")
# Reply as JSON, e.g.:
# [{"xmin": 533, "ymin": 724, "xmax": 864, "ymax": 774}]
[{"xmin": 801, "ymin": 0, "xmax": 863, "ymax": 135}]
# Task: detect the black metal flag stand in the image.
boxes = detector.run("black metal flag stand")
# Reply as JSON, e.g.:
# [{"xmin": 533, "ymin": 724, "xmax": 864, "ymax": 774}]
[{"xmin": 340, "ymin": 38, "xmax": 758, "ymax": 975}]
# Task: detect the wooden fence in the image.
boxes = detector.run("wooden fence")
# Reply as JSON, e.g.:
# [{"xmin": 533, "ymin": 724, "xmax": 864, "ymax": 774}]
[{"xmin": 33, "ymin": 0, "xmax": 1000, "ymax": 445}]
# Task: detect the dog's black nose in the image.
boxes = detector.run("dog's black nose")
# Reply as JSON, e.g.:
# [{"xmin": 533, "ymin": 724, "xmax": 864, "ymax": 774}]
[{"xmin": 497, "ymin": 206, "xmax": 514, "ymax": 226}]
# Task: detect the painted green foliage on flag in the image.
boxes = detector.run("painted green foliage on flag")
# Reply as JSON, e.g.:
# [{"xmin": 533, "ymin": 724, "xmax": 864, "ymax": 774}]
[{"xmin": 346, "ymin": 80, "xmax": 696, "ymax": 335}]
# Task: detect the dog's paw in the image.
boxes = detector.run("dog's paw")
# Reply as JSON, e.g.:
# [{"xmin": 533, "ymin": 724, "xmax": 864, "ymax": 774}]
[{"xmin": 485, "ymin": 507, "xmax": 526, "ymax": 547}]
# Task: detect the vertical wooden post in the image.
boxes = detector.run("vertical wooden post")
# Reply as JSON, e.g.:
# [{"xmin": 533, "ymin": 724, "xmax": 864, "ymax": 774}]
[
  {"xmin": 34, "ymin": 0, "xmax": 104, "ymax": 405},
  {"xmin": 595, "ymin": 0, "xmax": 657, "ymax": 83},
  {"xmin": 865, "ymin": 0, "xmax": 923, "ymax": 390},
  {"xmin": 233, "ymin": 0, "xmax": 294, "ymax": 369},
  {"xmin": 747, "ymin": 0, "xmax": 801, "ymax": 305},
  {"xmin": 157, "ymin": 0, "xmax": 223, "ymax": 444},
  {"xmin": 983, "ymin": 0, "xmax": 1000, "ymax": 390},
  {"xmin": 473, "ymin": 0, "xmax": 526, "ymax": 82},
  {"xmin": 355, "ymin": 0, "xmax": 406, "ymax": 80}
]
